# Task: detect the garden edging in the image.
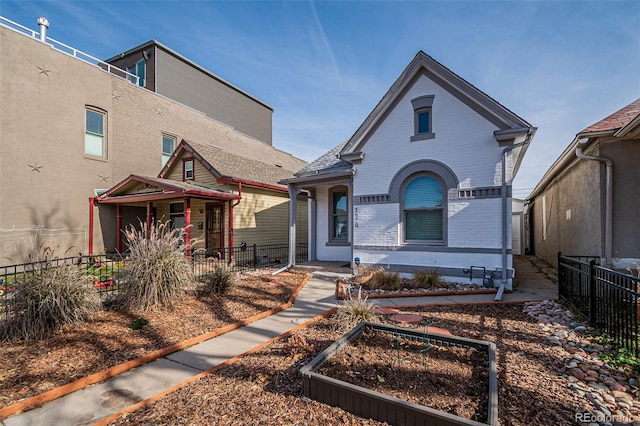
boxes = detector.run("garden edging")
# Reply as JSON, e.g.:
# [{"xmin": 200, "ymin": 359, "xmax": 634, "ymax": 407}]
[{"xmin": 0, "ymin": 274, "xmax": 311, "ymax": 420}]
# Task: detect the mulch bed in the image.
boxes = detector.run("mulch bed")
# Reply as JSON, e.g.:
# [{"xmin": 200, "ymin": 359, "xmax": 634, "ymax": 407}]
[
  {"xmin": 110, "ymin": 303, "xmax": 589, "ymax": 426},
  {"xmin": 0, "ymin": 270, "xmax": 306, "ymax": 408},
  {"xmin": 317, "ymin": 330, "xmax": 490, "ymax": 422}
]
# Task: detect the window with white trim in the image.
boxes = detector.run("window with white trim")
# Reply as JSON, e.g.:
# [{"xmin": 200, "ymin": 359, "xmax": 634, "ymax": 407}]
[
  {"xmin": 162, "ymin": 134, "xmax": 176, "ymax": 166},
  {"xmin": 410, "ymin": 95, "xmax": 435, "ymax": 142},
  {"xmin": 402, "ymin": 175, "xmax": 444, "ymax": 243},
  {"xmin": 85, "ymin": 107, "xmax": 106, "ymax": 158},
  {"xmin": 183, "ymin": 158, "xmax": 194, "ymax": 181}
]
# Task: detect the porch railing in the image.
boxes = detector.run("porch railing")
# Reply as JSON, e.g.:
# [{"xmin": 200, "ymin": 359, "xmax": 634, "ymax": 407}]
[
  {"xmin": 558, "ymin": 252, "xmax": 640, "ymax": 356},
  {"xmin": 1, "ymin": 243, "xmax": 308, "ymax": 320}
]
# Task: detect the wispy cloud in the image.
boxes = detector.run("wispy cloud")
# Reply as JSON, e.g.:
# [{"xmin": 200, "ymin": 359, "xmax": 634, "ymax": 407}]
[{"xmin": 308, "ymin": 0, "xmax": 341, "ymax": 87}]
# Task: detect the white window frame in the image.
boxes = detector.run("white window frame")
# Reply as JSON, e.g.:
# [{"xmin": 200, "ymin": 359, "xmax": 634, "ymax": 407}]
[
  {"xmin": 85, "ymin": 107, "xmax": 107, "ymax": 159},
  {"xmin": 162, "ymin": 134, "xmax": 177, "ymax": 166}
]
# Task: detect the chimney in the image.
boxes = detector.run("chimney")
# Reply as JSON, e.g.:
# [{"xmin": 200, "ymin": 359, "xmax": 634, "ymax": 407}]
[{"xmin": 37, "ymin": 17, "xmax": 49, "ymax": 42}]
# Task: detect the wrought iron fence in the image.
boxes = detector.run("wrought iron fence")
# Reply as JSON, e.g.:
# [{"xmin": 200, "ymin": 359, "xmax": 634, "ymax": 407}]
[
  {"xmin": 1, "ymin": 243, "xmax": 308, "ymax": 320},
  {"xmin": 558, "ymin": 252, "xmax": 640, "ymax": 356},
  {"xmin": 192, "ymin": 243, "xmax": 308, "ymax": 276}
]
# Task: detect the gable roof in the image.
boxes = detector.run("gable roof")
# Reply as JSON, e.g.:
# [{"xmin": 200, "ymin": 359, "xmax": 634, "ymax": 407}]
[
  {"xmin": 98, "ymin": 175, "xmax": 239, "ymax": 204},
  {"xmin": 579, "ymin": 98, "xmax": 640, "ymax": 137},
  {"xmin": 160, "ymin": 139, "xmax": 306, "ymax": 190},
  {"xmin": 342, "ymin": 51, "xmax": 533, "ymax": 156},
  {"xmin": 528, "ymin": 98, "xmax": 640, "ymax": 200}
]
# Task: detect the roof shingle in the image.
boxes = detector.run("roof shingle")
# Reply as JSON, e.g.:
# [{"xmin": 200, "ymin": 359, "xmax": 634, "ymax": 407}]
[{"xmin": 580, "ymin": 98, "xmax": 640, "ymax": 134}]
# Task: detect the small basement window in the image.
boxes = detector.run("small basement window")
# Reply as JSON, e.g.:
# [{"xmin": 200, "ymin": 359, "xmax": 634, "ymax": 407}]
[
  {"xmin": 183, "ymin": 158, "xmax": 194, "ymax": 181},
  {"xmin": 410, "ymin": 95, "xmax": 435, "ymax": 142}
]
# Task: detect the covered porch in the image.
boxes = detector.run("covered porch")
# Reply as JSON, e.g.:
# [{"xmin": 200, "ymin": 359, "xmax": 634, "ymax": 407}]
[{"xmin": 92, "ymin": 175, "xmax": 239, "ymax": 258}]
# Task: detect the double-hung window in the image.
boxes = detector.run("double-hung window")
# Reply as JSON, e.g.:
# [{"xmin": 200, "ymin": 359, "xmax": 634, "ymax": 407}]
[
  {"xmin": 403, "ymin": 175, "xmax": 444, "ymax": 243},
  {"xmin": 410, "ymin": 95, "xmax": 435, "ymax": 142},
  {"xmin": 162, "ymin": 134, "xmax": 176, "ymax": 166},
  {"xmin": 85, "ymin": 107, "xmax": 106, "ymax": 158},
  {"xmin": 183, "ymin": 158, "xmax": 194, "ymax": 181}
]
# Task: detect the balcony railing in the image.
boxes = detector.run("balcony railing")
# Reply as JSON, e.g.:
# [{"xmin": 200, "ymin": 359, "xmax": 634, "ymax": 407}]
[{"xmin": 0, "ymin": 15, "xmax": 139, "ymax": 85}]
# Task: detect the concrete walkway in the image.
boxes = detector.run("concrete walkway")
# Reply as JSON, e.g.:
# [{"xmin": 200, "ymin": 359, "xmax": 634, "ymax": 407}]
[{"xmin": 2, "ymin": 257, "xmax": 557, "ymax": 426}]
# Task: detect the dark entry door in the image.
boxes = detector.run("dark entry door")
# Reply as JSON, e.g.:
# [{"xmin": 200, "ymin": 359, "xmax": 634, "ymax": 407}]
[{"xmin": 206, "ymin": 205, "xmax": 223, "ymax": 256}]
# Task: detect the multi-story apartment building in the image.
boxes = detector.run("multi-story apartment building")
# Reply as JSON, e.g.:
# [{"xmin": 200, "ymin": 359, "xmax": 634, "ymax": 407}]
[{"xmin": 0, "ymin": 16, "xmax": 305, "ymax": 265}]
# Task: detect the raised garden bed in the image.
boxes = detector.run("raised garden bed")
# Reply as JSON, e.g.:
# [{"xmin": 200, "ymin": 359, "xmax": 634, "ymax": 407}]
[{"xmin": 300, "ymin": 322, "xmax": 498, "ymax": 426}]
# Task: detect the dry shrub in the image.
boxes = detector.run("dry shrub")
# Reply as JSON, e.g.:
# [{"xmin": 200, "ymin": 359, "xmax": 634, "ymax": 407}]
[
  {"xmin": 410, "ymin": 269, "xmax": 447, "ymax": 289},
  {"xmin": 118, "ymin": 221, "xmax": 194, "ymax": 311},
  {"xmin": 354, "ymin": 265, "xmax": 402, "ymax": 291},
  {"xmin": 1, "ymin": 247, "xmax": 101, "ymax": 341},
  {"xmin": 334, "ymin": 285, "xmax": 380, "ymax": 332},
  {"xmin": 197, "ymin": 267, "xmax": 235, "ymax": 295}
]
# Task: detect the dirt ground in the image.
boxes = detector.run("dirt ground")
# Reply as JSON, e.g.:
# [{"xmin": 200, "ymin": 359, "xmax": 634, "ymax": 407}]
[
  {"xmin": 0, "ymin": 270, "xmax": 306, "ymax": 408},
  {"xmin": 110, "ymin": 303, "xmax": 591, "ymax": 426}
]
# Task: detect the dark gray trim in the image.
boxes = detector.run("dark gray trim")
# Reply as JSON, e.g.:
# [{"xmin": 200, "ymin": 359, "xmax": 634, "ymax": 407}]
[
  {"xmin": 325, "ymin": 241, "xmax": 351, "ymax": 247},
  {"xmin": 341, "ymin": 51, "xmax": 532, "ymax": 155},
  {"xmin": 354, "ymin": 245, "xmax": 512, "ymax": 255},
  {"xmin": 354, "ymin": 194, "xmax": 392, "ymax": 205},
  {"xmin": 388, "ymin": 160, "xmax": 459, "ymax": 203},
  {"xmin": 328, "ymin": 185, "xmax": 349, "ymax": 244},
  {"xmin": 356, "ymin": 263, "xmax": 511, "ymax": 279},
  {"xmin": 280, "ymin": 169, "xmax": 354, "ymax": 187},
  {"xmin": 340, "ymin": 151, "xmax": 364, "ymax": 164},
  {"xmin": 410, "ymin": 132, "xmax": 436, "ymax": 142},
  {"xmin": 411, "ymin": 95, "xmax": 435, "ymax": 110},
  {"xmin": 448, "ymin": 186, "xmax": 509, "ymax": 201}
]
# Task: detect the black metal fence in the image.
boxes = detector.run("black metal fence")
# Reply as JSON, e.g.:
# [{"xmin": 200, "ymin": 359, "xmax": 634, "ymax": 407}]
[
  {"xmin": 192, "ymin": 243, "xmax": 308, "ymax": 276},
  {"xmin": 558, "ymin": 252, "xmax": 640, "ymax": 356},
  {"xmin": 1, "ymin": 243, "xmax": 308, "ymax": 320}
]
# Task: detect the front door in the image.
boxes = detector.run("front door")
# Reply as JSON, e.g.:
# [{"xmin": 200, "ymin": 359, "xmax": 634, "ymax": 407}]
[{"xmin": 206, "ymin": 205, "xmax": 223, "ymax": 257}]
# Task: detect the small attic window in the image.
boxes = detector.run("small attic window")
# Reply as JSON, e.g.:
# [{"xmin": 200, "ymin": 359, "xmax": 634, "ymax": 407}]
[
  {"xmin": 410, "ymin": 95, "xmax": 435, "ymax": 142},
  {"xmin": 183, "ymin": 158, "xmax": 194, "ymax": 181}
]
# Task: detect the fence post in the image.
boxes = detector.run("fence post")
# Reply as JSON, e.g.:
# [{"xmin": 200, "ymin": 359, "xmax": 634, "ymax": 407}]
[
  {"xmin": 589, "ymin": 259, "xmax": 596, "ymax": 325},
  {"xmin": 253, "ymin": 244, "xmax": 258, "ymax": 267}
]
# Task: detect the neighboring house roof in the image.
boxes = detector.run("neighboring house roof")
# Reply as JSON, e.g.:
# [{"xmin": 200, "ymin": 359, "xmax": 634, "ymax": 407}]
[
  {"xmin": 341, "ymin": 51, "xmax": 534, "ymax": 157},
  {"xmin": 528, "ymin": 98, "xmax": 640, "ymax": 200},
  {"xmin": 160, "ymin": 139, "xmax": 306, "ymax": 190},
  {"xmin": 579, "ymin": 98, "xmax": 640, "ymax": 137},
  {"xmin": 98, "ymin": 175, "xmax": 239, "ymax": 204},
  {"xmin": 295, "ymin": 140, "xmax": 351, "ymax": 177},
  {"xmin": 104, "ymin": 40, "xmax": 273, "ymax": 111}
]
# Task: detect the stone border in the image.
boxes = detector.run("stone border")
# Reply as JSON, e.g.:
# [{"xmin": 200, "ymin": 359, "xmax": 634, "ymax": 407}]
[
  {"xmin": 300, "ymin": 322, "xmax": 498, "ymax": 426},
  {"xmin": 0, "ymin": 275, "xmax": 311, "ymax": 420}
]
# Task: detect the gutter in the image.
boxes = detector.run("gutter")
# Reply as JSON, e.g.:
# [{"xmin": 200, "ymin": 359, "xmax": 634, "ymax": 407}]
[
  {"xmin": 496, "ymin": 128, "xmax": 535, "ymax": 301},
  {"xmin": 575, "ymin": 137, "xmax": 613, "ymax": 267}
]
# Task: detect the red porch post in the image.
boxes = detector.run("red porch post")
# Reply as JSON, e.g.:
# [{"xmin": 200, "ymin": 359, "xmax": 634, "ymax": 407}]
[
  {"xmin": 228, "ymin": 199, "xmax": 234, "ymax": 263},
  {"xmin": 184, "ymin": 198, "xmax": 191, "ymax": 257},
  {"xmin": 146, "ymin": 201, "xmax": 153, "ymax": 238},
  {"xmin": 116, "ymin": 204, "xmax": 123, "ymax": 253},
  {"xmin": 88, "ymin": 197, "xmax": 95, "ymax": 255}
]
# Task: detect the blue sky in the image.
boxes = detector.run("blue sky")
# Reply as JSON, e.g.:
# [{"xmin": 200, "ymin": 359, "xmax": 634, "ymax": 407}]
[{"xmin": 2, "ymin": 0, "xmax": 639, "ymax": 197}]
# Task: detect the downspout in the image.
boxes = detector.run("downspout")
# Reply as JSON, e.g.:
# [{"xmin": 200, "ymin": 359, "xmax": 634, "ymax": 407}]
[
  {"xmin": 575, "ymin": 138, "xmax": 613, "ymax": 267},
  {"xmin": 229, "ymin": 181, "xmax": 242, "ymax": 262},
  {"xmin": 496, "ymin": 129, "xmax": 534, "ymax": 301}
]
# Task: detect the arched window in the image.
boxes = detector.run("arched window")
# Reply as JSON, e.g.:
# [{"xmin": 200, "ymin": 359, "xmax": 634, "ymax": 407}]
[{"xmin": 402, "ymin": 175, "xmax": 444, "ymax": 242}]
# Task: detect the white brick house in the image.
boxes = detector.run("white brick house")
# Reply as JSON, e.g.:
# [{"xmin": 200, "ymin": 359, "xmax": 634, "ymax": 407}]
[{"xmin": 283, "ymin": 52, "xmax": 536, "ymax": 291}]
